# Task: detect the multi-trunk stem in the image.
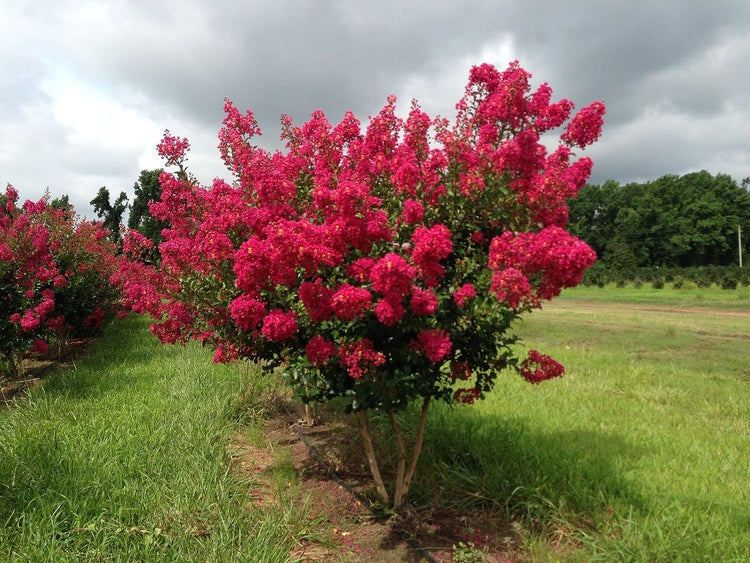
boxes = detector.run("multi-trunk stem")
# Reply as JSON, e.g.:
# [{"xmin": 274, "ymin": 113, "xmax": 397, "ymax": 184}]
[{"xmin": 356, "ymin": 395, "xmax": 431, "ymax": 509}]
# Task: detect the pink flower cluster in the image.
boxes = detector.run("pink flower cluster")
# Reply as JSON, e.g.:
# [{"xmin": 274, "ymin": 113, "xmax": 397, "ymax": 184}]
[
  {"xmin": 453, "ymin": 387, "xmax": 481, "ymax": 404},
  {"xmin": 519, "ymin": 350, "xmax": 565, "ymax": 383},
  {"xmin": 488, "ymin": 226, "xmax": 596, "ymax": 305},
  {"xmin": 118, "ymin": 60, "xmax": 604, "ymax": 409},
  {"xmin": 305, "ymin": 336, "xmax": 338, "ymax": 367},
  {"xmin": 562, "ymin": 101, "xmax": 606, "ymax": 149},
  {"xmin": 411, "ymin": 225, "xmax": 452, "ymax": 287},
  {"xmin": 156, "ymin": 130, "xmax": 190, "ymax": 167},
  {"xmin": 410, "ymin": 329, "xmax": 452, "ymax": 363},
  {"xmin": 452, "ymin": 284, "xmax": 476, "ymax": 307},
  {"xmin": 1, "ymin": 184, "xmax": 124, "ymax": 369},
  {"xmin": 339, "ymin": 339, "xmax": 385, "ymax": 379},
  {"xmin": 331, "ymin": 285, "xmax": 372, "ymax": 322},
  {"xmin": 261, "ymin": 309, "xmax": 299, "ymax": 342}
]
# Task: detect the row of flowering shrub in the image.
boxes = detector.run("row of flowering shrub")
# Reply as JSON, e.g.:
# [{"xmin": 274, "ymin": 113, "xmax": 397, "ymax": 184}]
[
  {"xmin": 119, "ymin": 61, "xmax": 604, "ymax": 507},
  {"xmin": 0, "ymin": 186, "xmax": 123, "ymax": 377}
]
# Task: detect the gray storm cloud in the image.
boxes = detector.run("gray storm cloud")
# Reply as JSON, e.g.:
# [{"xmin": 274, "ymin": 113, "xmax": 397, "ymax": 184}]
[{"xmin": 2, "ymin": 0, "xmax": 749, "ymax": 217}]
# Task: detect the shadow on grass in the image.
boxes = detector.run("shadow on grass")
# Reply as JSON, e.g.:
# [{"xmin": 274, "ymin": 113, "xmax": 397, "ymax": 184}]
[
  {"xmin": 413, "ymin": 406, "xmax": 649, "ymax": 522},
  {"xmin": 293, "ymin": 403, "xmax": 653, "ymax": 552},
  {"xmin": 243, "ymin": 396, "xmax": 650, "ymax": 557}
]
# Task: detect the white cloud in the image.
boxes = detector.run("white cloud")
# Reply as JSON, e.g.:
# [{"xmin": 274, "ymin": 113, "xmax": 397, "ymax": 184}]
[
  {"xmin": 2, "ymin": 0, "xmax": 750, "ymax": 219},
  {"xmin": 395, "ymin": 36, "xmax": 517, "ymax": 121}
]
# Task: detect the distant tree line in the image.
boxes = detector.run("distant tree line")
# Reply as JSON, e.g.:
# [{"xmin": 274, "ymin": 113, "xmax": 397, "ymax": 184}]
[{"xmin": 568, "ymin": 171, "xmax": 750, "ymax": 270}]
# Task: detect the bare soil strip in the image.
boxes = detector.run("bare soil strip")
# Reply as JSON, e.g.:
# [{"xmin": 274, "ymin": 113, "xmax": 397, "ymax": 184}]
[{"xmin": 550, "ymin": 300, "xmax": 750, "ymax": 318}]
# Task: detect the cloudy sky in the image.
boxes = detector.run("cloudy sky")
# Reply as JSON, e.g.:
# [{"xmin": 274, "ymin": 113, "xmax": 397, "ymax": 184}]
[{"xmin": 2, "ymin": 0, "xmax": 749, "ymax": 219}]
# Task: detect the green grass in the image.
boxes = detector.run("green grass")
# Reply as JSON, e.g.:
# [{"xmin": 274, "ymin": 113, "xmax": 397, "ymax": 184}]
[
  {"xmin": 560, "ymin": 282, "xmax": 750, "ymax": 308},
  {"xmin": 3, "ymin": 289, "xmax": 749, "ymax": 561},
  {"xmin": 407, "ymin": 289, "xmax": 750, "ymax": 561},
  {"xmin": 0, "ymin": 316, "xmax": 310, "ymax": 562}
]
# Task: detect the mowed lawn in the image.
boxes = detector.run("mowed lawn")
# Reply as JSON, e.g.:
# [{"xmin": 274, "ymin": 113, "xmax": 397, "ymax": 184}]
[
  {"xmin": 415, "ymin": 284, "xmax": 750, "ymax": 561},
  {"xmin": 0, "ymin": 317, "xmax": 311, "ymax": 562},
  {"xmin": 1, "ymin": 284, "xmax": 748, "ymax": 561}
]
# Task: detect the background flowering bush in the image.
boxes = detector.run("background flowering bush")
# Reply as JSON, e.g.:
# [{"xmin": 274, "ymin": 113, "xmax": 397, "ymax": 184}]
[
  {"xmin": 126, "ymin": 61, "xmax": 603, "ymax": 506},
  {"xmin": 1, "ymin": 185, "xmax": 123, "ymax": 376}
]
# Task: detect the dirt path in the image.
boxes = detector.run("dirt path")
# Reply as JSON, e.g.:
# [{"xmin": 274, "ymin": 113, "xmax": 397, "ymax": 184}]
[{"xmin": 550, "ymin": 300, "xmax": 750, "ymax": 318}]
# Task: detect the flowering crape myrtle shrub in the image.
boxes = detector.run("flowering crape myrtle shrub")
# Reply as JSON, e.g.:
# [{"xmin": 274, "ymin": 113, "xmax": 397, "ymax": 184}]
[
  {"xmin": 42, "ymin": 202, "xmax": 123, "ymax": 339},
  {"xmin": 0, "ymin": 185, "xmax": 122, "ymax": 376},
  {"xmin": 131, "ymin": 62, "xmax": 603, "ymax": 507},
  {"xmin": 1, "ymin": 186, "xmax": 57, "ymax": 375}
]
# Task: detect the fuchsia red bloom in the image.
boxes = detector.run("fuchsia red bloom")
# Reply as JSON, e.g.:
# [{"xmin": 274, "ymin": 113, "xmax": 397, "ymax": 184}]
[
  {"xmin": 490, "ymin": 268, "xmax": 534, "ymax": 308},
  {"xmin": 454, "ymin": 387, "xmax": 481, "ymax": 404},
  {"xmin": 305, "ymin": 336, "xmax": 338, "ymax": 367},
  {"xmin": 520, "ymin": 350, "xmax": 565, "ymax": 383},
  {"xmin": 299, "ymin": 280, "xmax": 334, "ymax": 322},
  {"xmin": 213, "ymin": 341, "xmax": 240, "ymax": 364},
  {"xmin": 451, "ymin": 361, "xmax": 472, "ymax": 381},
  {"xmin": 2, "ymin": 184, "xmax": 123, "ymax": 372},
  {"xmin": 374, "ymin": 297, "xmax": 405, "ymax": 326},
  {"xmin": 331, "ymin": 284, "xmax": 372, "ymax": 321},
  {"xmin": 410, "ymin": 286, "xmax": 438, "ymax": 315},
  {"xmin": 230, "ymin": 295, "xmax": 267, "ymax": 331},
  {"xmin": 347, "ymin": 258, "xmax": 376, "ymax": 283},
  {"xmin": 411, "ymin": 329, "xmax": 452, "ymax": 363},
  {"xmin": 156, "ymin": 130, "xmax": 190, "ymax": 167},
  {"xmin": 339, "ymin": 339, "xmax": 386, "ymax": 380},
  {"xmin": 411, "ymin": 224, "xmax": 453, "ymax": 287},
  {"xmin": 20, "ymin": 310, "xmax": 40, "ymax": 332},
  {"xmin": 562, "ymin": 101, "xmax": 606, "ymax": 149},
  {"xmin": 84, "ymin": 307, "xmax": 105, "ymax": 329},
  {"xmin": 370, "ymin": 253, "xmax": 415, "ymax": 299},
  {"xmin": 488, "ymin": 226, "xmax": 596, "ymax": 302},
  {"xmin": 29, "ymin": 338, "xmax": 49, "ymax": 355},
  {"xmin": 261, "ymin": 309, "xmax": 299, "ymax": 342},
  {"xmin": 452, "ymin": 284, "xmax": 476, "ymax": 307},
  {"xmin": 401, "ymin": 199, "xmax": 424, "ymax": 224},
  {"xmin": 118, "ymin": 60, "xmax": 604, "ymax": 419}
]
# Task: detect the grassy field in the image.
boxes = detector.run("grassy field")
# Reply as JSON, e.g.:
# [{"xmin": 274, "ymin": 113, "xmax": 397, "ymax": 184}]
[
  {"xmin": 0, "ymin": 317, "xmax": 315, "ymax": 562},
  {"xmin": 409, "ymin": 284, "xmax": 750, "ymax": 560},
  {"xmin": 559, "ymin": 281, "xmax": 750, "ymax": 308},
  {"xmin": 1, "ymin": 284, "xmax": 748, "ymax": 561}
]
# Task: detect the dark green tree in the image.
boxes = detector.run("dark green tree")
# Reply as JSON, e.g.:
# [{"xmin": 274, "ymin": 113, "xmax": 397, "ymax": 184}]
[
  {"xmin": 127, "ymin": 169, "xmax": 168, "ymax": 251},
  {"xmin": 90, "ymin": 186, "xmax": 128, "ymax": 246},
  {"xmin": 50, "ymin": 194, "xmax": 74, "ymax": 222},
  {"xmin": 569, "ymin": 171, "xmax": 750, "ymax": 269},
  {"xmin": 50, "ymin": 194, "xmax": 71, "ymax": 211}
]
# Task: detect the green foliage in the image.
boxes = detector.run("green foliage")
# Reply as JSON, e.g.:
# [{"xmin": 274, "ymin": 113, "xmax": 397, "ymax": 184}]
[
  {"xmin": 451, "ymin": 541, "xmax": 483, "ymax": 562},
  {"xmin": 90, "ymin": 186, "xmax": 128, "ymax": 246},
  {"xmin": 127, "ymin": 169, "xmax": 168, "ymax": 257},
  {"xmin": 581, "ymin": 264, "xmax": 747, "ymax": 290},
  {"xmin": 569, "ymin": 171, "xmax": 750, "ymax": 269},
  {"xmin": 50, "ymin": 194, "xmax": 71, "ymax": 211},
  {"xmin": 721, "ymin": 271, "xmax": 739, "ymax": 290}
]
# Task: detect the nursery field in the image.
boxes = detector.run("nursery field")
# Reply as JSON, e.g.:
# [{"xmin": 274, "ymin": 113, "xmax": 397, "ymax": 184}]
[
  {"xmin": 1, "ymin": 285, "xmax": 748, "ymax": 561},
  {"xmin": 559, "ymin": 282, "xmax": 750, "ymax": 308},
  {"xmin": 413, "ymin": 284, "xmax": 749, "ymax": 560}
]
